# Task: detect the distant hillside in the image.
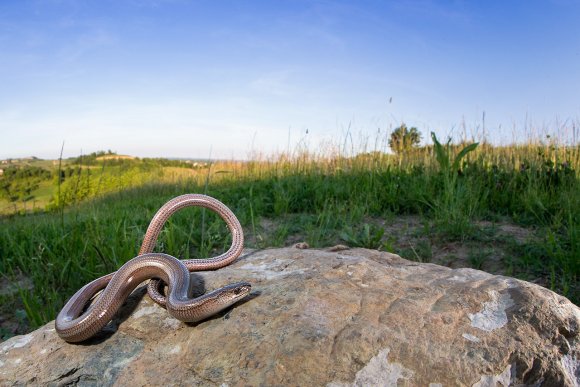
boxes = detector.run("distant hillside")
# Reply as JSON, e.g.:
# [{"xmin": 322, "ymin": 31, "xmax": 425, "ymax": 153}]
[
  {"xmin": 0, "ymin": 150, "xmax": 214, "ymax": 215},
  {"xmin": 1, "ymin": 156, "xmax": 40, "ymax": 164},
  {"xmin": 95, "ymin": 154, "xmax": 135, "ymax": 161}
]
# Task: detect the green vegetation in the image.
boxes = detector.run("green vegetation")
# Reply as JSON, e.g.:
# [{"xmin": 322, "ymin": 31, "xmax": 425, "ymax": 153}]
[
  {"xmin": 0, "ymin": 152, "xmax": 204, "ymax": 214},
  {"xmin": 0, "ymin": 166, "xmax": 52, "ymax": 203},
  {"xmin": 0, "ymin": 138, "xmax": 578, "ymax": 340},
  {"xmin": 430, "ymin": 132, "xmax": 481, "ymax": 237},
  {"xmin": 388, "ymin": 123, "xmax": 422, "ymax": 154}
]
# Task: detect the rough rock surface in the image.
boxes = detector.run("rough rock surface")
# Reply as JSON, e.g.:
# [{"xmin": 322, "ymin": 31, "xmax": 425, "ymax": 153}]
[{"xmin": 1, "ymin": 247, "xmax": 579, "ymax": 386}]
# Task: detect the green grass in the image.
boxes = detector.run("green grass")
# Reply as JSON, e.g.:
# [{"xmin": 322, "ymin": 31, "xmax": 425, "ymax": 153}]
[{"xmin": 0, "ymin": 140, "xmax": 578, "ymax": 339}]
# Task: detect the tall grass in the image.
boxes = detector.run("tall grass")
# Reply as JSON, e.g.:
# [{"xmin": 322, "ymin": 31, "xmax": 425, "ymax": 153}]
[{"xmin": 0, "ymin": 135, "xmax": 578, "ymax": 337}]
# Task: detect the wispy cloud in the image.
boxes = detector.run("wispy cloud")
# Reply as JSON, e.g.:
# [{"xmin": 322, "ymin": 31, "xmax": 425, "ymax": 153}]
[
  {"xmin": 250, "ymin": 70, "xmax": 300, "ymax": 97},
  {"xmin": 390, "ymin": 0, "xmax": 472, "ymax": 23},
  {"xmin": 128, "ymin": 0, "xmax": 190, "ymax": 8},
  {"xmin": 56, "ymin": 27, "xmax": 116, "ymax": 63}
]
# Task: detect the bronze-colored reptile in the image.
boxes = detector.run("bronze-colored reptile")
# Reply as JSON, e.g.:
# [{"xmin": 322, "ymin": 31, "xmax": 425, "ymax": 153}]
[{"xmin": 56, "ymin": 194, "xmax": 250, "ymax": 342}]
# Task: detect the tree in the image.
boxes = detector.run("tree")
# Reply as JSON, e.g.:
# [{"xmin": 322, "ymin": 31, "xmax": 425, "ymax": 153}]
[{"xmin": 388, "ymin": 124, "xmax": 422, "ymax": 154}]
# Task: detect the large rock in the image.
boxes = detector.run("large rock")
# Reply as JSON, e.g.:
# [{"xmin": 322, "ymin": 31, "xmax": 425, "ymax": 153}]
[{"xmin": 1, "ymin": 247, "xmax": 579, "ymax": 386}]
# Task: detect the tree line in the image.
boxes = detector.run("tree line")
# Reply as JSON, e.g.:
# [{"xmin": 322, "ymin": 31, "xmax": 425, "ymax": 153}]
[{"xmin": 0, "ymin": 166, "xmax": 52, "ymax": 202}]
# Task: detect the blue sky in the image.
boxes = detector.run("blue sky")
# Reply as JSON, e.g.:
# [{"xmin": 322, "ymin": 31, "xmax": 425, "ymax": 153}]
[{"xmin": 1, "ymin": 0, "xmax": 579, "ymax": 159}]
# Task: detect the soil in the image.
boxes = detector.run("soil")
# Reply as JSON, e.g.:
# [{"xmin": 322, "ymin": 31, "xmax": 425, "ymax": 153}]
[{"xmin": 256, "ymin": 214, "xmax": 540, "ymax": 284}]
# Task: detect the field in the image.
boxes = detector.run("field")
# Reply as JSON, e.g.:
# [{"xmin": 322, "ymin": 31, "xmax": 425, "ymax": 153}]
[{"xmin": 0, "ymin": 137, "xmax": 578, "ymax": 340}]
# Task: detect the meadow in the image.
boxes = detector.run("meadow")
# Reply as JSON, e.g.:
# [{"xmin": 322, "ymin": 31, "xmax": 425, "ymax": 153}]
[{"xmin": 0, "ymin": 134, "xmax": 578, "ymax": 340}]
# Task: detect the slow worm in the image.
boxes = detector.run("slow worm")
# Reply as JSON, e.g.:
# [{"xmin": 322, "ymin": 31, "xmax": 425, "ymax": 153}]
[{"xmin": 56, "ymin": 194, "xmax": 250, "ymax": 342}]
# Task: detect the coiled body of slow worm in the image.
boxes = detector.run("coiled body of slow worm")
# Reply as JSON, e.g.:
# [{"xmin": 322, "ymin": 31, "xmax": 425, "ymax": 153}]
[
  {"xmin": 55, "ymin": 194, "xmax": 250, "ymax": 343},
  {"xmin": 139, "ymin": 194, "xmax": 245, "ymax": 306}
]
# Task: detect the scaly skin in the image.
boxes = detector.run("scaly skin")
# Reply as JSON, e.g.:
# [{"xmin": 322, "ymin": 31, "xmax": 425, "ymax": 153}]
[{"xmin": 55, "ymin": 194, "xmax": 249, "ymax": 343}]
